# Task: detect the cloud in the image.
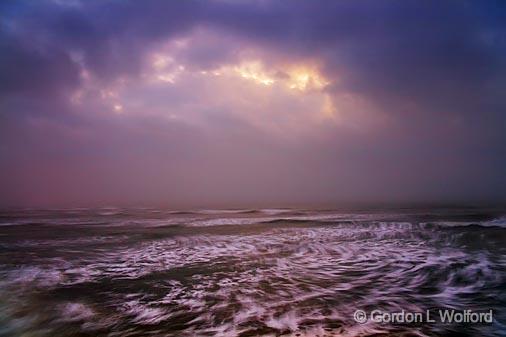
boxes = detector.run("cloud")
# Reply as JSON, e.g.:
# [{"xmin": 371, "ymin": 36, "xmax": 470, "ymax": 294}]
[{"xmin": 0, "ymin": 0, "xmax": 505, "ymax": 207}]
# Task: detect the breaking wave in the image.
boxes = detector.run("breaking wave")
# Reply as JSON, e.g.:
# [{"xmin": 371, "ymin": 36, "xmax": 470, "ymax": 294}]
[{"xmin": 0, "ymin": 208, "xmax": 505, "ymax": 336}]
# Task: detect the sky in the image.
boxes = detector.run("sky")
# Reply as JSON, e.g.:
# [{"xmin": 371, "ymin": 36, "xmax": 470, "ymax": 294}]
[{"xmin": 1, "ymin": 0, "xmax": 505, "ymax": 208}]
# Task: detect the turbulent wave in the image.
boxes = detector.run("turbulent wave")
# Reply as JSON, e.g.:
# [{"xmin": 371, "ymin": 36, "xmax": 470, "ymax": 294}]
[{"xmin": 0, "ymin": 208, "xmax": 505, "ymax": 336}]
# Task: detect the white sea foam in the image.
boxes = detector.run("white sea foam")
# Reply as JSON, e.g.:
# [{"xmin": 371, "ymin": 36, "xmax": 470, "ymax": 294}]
[
  {"xmin": 57, "ymin": 302, "xmax": 95, "ymax": 322},
  {"xmin": 1, "ymin": 215, "xmax": 504, "ymax": 337}
]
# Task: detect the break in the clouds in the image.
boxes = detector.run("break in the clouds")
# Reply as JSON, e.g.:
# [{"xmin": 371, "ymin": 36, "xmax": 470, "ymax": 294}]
[{"xmin": 0, "ymin": 0, "xmax": 505, "ymax": 207}]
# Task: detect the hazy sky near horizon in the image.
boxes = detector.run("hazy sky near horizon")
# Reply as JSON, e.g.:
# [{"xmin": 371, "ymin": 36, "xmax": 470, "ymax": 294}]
[{"xmin": 1, "ymin": 0, "xmax": 506, "ymax": 207}]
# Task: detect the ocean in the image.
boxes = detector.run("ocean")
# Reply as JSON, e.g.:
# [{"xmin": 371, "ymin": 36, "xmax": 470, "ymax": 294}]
[{"xmin": 0, "ymin": 207, "xmax": 505, "ymax": 336}]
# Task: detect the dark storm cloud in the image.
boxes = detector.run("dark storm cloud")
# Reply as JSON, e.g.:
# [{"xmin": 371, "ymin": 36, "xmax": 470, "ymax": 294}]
[
  {"xmin": 3, "ymin": 1, "xmax": 505, "ymax": 111},
  {"xmin": 0, "ymin": 0, "xmax": 201, "ymax": 93},
  {"xmin": 1, "ymin": 0, "xmax": 505, "ymax": 207}
]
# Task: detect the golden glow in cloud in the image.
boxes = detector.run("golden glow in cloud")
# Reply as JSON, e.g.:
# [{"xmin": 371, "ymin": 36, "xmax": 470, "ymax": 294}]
[
  {"xmin": 207, "ymin": 60, "xmax": 330, "ymax": 92},
  {"xmin": 233, "ymin": 61, "xmax": 275, "ymax": 86},
  {"xmin": 70, "ymin": 47, "xmax": 339, "ymax": 132},
  {"xmin": 286, "ymin": 66, "xmax": 329, "ymax": 91}
]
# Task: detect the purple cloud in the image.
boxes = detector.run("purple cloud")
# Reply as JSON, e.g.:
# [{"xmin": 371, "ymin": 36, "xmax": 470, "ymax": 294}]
[{"xmin": 1, "ymin": 0, "xmax": 505, "ymax": 207}]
